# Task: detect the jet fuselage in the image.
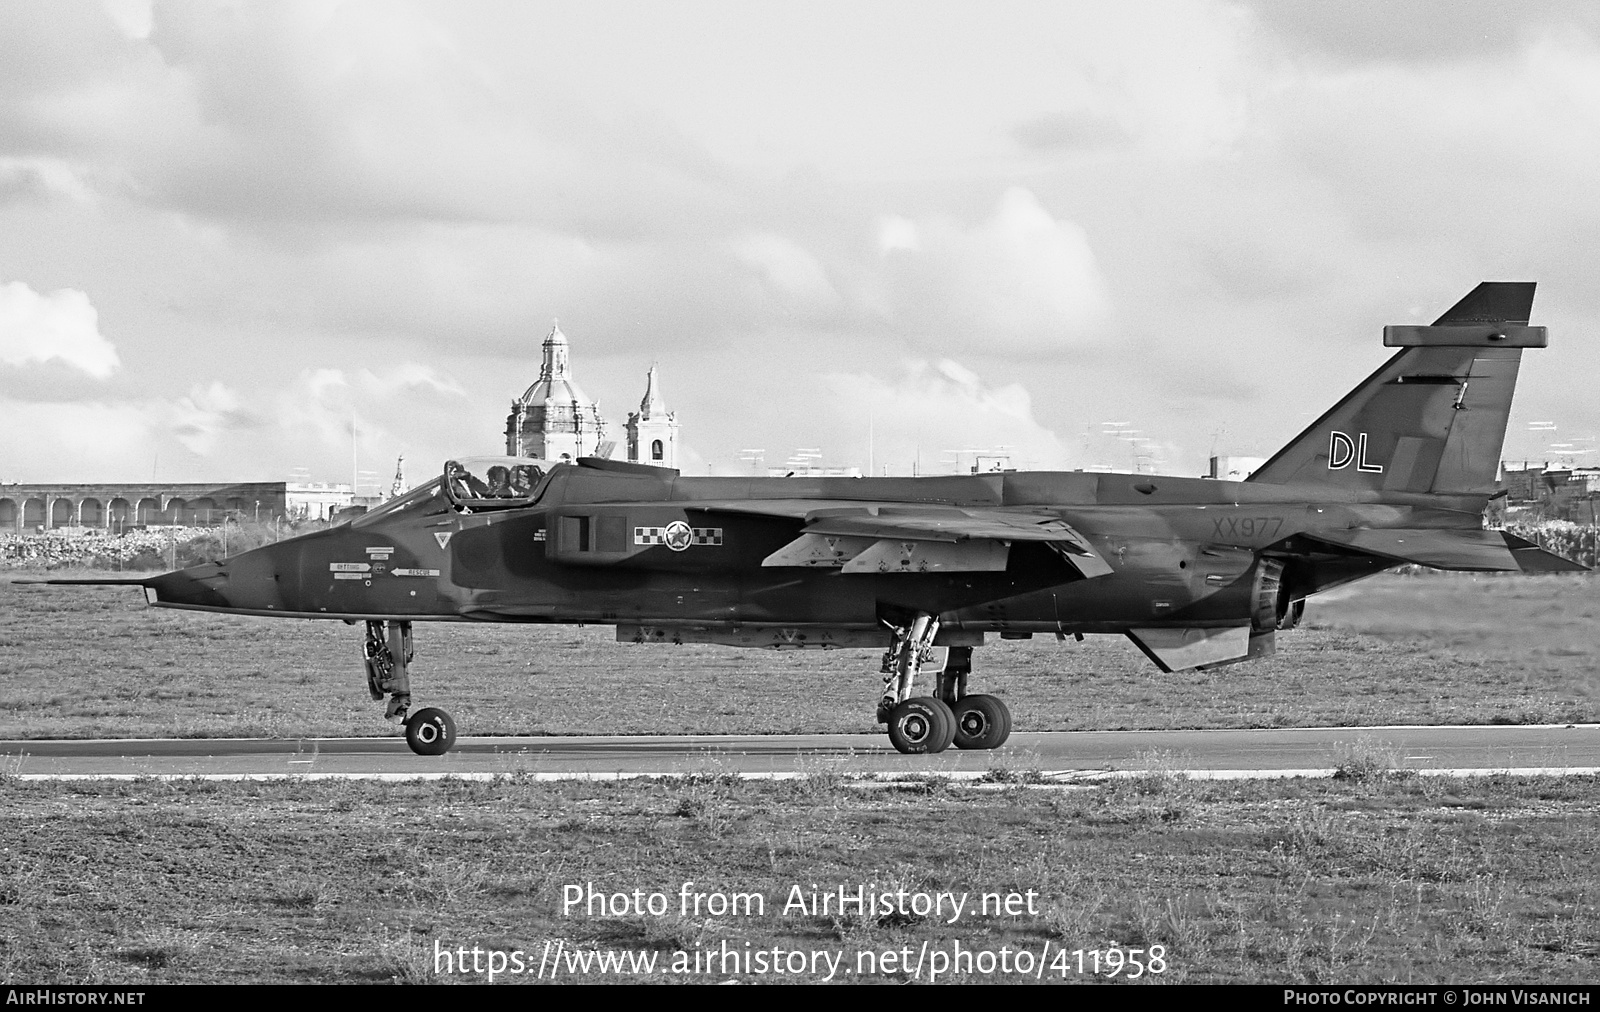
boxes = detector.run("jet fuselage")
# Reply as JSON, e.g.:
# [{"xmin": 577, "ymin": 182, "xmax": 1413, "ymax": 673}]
[{"xmin": 146, "ymin": 464, "xmax": 1475, "ymax": 639}]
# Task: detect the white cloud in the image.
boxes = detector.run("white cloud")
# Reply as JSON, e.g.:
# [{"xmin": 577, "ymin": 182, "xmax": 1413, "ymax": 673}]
[
  {"xmin": 0, "ymin": 378, "xmax": 261, "ymax": 478},
  {"xmin": 827, "ymin": 359, "xmax": 1073, "ymax": 474},
  {"xmin": 977, "ymin": 188, "xmax": 1112, "ymax": 335},
  {"xmin": 0, "ymin": 389, "xmax": 255, "ymax": 481},
  {"xmin": 275, "ymin": 362, "xmax": 471, "ymax": 463},
  {"xmin": 99, "ymin": 0, "xmax": 151, "ymax": 41},
  {"xmin": 0, "ymin": 282, "xmax": 119, "ymax": 378},
  {"xmin": 165, "ymin": 380, "xmax": 250, "ymax": 455},
  {"xmin": 872, "ymin": 188, "xmax": 1111, "ymax": 353},
  {"xmin": 733, "ymin": 233, "xmax": 839, "ymax": 315},
  {"xmin": 877, "ymin": 216, "xmax": 920, "ymax": 253},
  {"xmin": 0, "ymin": 359, "xmax": 475, "ymax": 484},
  {"xmin": 0, "ymin": 157, "xmax": 99, "ymax": 204},
  {"xmin": 0, "ymin": 400, "xmax": 151, "ymax": 470},
  {"xmin": 1278, "ymin": 30, "xmax": 1600, "ymax": 212},
  {"xmin": 1091, "ymin": 2, "xmax": 1252, "ymax": 159},
  {"xmin": 1, "ymin": 3, "xmax": 1597, "ymax": 485},
  {"xmin": 357, "ymin": 363, "xmax": 466, "ymax": 399}
]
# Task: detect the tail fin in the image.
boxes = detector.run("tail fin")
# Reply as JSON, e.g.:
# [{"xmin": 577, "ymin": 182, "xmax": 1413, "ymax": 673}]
[{"xmin": 1248, "ymin": 282, "xmax": 1545, "ymax": 495}]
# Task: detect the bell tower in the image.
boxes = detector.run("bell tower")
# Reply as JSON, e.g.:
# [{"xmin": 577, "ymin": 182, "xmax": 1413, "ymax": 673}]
[{"xmin": 625, "ymin": 365, "xmax": 679, "ymax": 469}]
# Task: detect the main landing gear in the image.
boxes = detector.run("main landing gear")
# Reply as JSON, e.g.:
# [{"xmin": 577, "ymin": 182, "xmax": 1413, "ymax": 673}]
[
  {"xmin": 363, "ymin": 619, "xmax": 458, "ymax": 756},
  {"xmin": 876, "ymin": 613, "xmax": 1012, "ymax": 755}
]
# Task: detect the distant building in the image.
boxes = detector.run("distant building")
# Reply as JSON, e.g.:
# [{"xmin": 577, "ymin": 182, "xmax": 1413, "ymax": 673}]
[
  {"xmin": 504, "ymin": 321, "xmax": 609, "ymax": 462},
  {"xmin": 504, "ymin": 321, "xmax": 680, "ymax": 468},
  {"xmin": 1501, "ymin": 462, "xmax": 1600, "ymax": 522},
  {"xmin": 1209, "ymin": 455, "xmax": 1266, "ymax": 480},
  {"xmin": 766, "ymin": 449, "xmax": 861, "ymax": 478},
  {"xmin": 766, "ymin": 464, "xmax": 863, "ymax": 478},
  {"xmin": 955, "ymin": 451, "xmax": 1013, "ymax": 474},
  {"xmin": 0, "ymin": 482, "xmax": 288, "ymax": 531},
  {"xmin": 285, "ymin": 482, "xmax": 355, "ymax": 522},
  {"xmin": 0, "ymin": 479, "xmax": 385, "ymax": 531},
  {"xmin": 625, "ymin": 366, "xmax": 679, "ymax": 469}
]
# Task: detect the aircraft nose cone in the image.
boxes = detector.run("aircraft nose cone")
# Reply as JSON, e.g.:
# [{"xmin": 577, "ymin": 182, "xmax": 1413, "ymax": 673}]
[
  {"xmin": 143, "ymin": 544, "xmax": 286, "ymax": 612},
  {"xmin": 144, "ymin": 563, "xmax": 233, "ymax": 609}
]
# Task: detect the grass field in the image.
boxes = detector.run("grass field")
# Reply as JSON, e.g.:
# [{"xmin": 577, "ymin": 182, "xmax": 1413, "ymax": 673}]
[
  {"xmin": 1, "ymin": 774, "xmax": 1596, "ymax": 984},
  {"xmin": 3, "ymin": 573, "xmax": 1597, "ymax": 985},
  {"xmin": 0, "ymin": 572, "xmax": 1596, "ymax": 740}
]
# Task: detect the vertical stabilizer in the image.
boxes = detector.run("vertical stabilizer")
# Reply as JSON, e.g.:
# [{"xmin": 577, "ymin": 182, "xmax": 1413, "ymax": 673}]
[{"xmin": 1248, "ymin": 283, "xmax": 1543, "ymax": 495}]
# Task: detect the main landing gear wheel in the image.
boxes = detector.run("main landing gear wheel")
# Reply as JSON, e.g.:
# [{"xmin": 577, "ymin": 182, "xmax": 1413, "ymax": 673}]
[
  {"xmin": 951, "ymin": 694, "xmax": 1011, "ymax": 751},
  {"xmin": 886, "ymin": 697, "xmax": 956, "ymax": 755},
  {"xmin": 404, "ymin": 707, "xmax": 457, "ymax": 756}
]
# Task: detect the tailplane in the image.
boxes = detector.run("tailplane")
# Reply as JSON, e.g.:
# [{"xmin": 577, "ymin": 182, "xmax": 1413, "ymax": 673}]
[{"xmin": 1248, "ymin": 282, "xmax": 1544, "ymax": 495}]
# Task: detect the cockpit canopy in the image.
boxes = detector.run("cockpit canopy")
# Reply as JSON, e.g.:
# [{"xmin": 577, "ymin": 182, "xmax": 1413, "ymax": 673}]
[{"xmin": 442, "ymin": 456, "xmax": 556, "ymax": 511}]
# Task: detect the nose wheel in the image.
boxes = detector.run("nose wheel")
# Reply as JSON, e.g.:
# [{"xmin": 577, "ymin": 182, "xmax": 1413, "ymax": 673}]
[
  {"xmin": 404, "ymin": 707, "xmax": 458, "ymax": 756},
  {"xmin": 363, "ymin": 620, "xmax": 460, "ymax": 756}
]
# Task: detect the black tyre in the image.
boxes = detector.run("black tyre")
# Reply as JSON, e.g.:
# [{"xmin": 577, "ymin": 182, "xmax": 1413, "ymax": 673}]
[
  {"xmin": 925, "ymin": 697, "xmax": 957, "ymax": 753},
  {"xmin": 887, "ymin": 696, "xmax": 955, "ymax": 755},
  {"xmin": 405, "ymin": 707, "xmax": 457, "ymax": 756},
  {"xmin": 951, "ymin": 694, "xmax": 1011, "ymax": 750}
]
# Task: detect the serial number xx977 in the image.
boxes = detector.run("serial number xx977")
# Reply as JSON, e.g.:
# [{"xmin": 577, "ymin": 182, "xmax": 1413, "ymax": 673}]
[{"xmin": 1212, "ymin": 516, "xmax": 1284, "ymax": 541}]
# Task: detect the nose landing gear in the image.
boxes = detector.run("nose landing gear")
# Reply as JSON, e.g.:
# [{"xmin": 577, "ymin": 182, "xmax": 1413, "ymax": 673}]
[{"xmin": 363, "ymin": 620, "xmax": 458, "ymax": 756}]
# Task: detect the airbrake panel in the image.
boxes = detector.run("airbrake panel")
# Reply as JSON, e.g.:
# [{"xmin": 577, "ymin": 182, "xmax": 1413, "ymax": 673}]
[{"xmin": 1125, "ymin": 626, "xmax": 1252, "ymax": 672}]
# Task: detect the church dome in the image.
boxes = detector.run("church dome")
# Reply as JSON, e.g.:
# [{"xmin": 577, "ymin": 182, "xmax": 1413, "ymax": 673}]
[
  {"xmin": 505, "ymin": 321, "xmax": 608, "ymax": 460},
  {"xmin": 519, "ymin": 322, "xmax": 597, "ymax": 414}
]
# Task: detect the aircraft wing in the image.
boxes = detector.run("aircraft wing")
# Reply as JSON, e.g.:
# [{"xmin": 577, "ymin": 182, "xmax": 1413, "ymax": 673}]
[
  {"xmin": 688, "ymin": 501, "xmax": 1113, "ymax": 577},
  {"xmin": 1302, "ymin": 528, "xmax": 1587, "ymax": 573},
  {"xmin": 681, "ymin": 499, "xmax": 840, "ymax": 520},
  {"xmin": 803, "ymin": 507, "xmax": 1083, "ymax": 543}
]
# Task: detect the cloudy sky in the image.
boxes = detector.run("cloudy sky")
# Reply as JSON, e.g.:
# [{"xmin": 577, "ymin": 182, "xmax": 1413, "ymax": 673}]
[{"xmin": 3, "ymin": 0, "xmax": 1598, "ymax": 488}]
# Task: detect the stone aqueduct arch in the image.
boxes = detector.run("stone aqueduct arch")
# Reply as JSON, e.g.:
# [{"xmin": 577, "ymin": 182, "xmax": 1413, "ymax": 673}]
[{"xmin": 0, "ymin": 483, "xmax": 289, "ymax": 532}]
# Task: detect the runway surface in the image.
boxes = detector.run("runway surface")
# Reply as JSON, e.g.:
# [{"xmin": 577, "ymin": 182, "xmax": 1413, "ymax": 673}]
[{"xmin": 2, "ymin": 724, "xmax": 1598, "ymax": 779}]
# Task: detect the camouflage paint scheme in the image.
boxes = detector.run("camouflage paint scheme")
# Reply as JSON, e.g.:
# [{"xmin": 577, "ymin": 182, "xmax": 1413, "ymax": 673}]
[{"xmin": 42, "ymin": 283, "xmax": 1584, "ymax": 754}]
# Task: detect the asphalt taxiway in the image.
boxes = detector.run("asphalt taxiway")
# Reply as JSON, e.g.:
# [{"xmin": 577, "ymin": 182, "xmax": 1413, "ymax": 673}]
[{"xmin": 2, "ymin": 724, "xmax": 1597, "ymax": 780}]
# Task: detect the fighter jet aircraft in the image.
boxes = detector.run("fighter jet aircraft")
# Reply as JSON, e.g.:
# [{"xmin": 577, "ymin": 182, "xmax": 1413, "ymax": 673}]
[{"xmin": 38, "ymin": 282, "xmax": 1584, "ymax": 756}]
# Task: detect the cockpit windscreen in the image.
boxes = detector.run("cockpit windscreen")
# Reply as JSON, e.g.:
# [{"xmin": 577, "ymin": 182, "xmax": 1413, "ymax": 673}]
[{"xmin": 442, "ymin": 456, "xmax": 555, "ymax": 511}]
